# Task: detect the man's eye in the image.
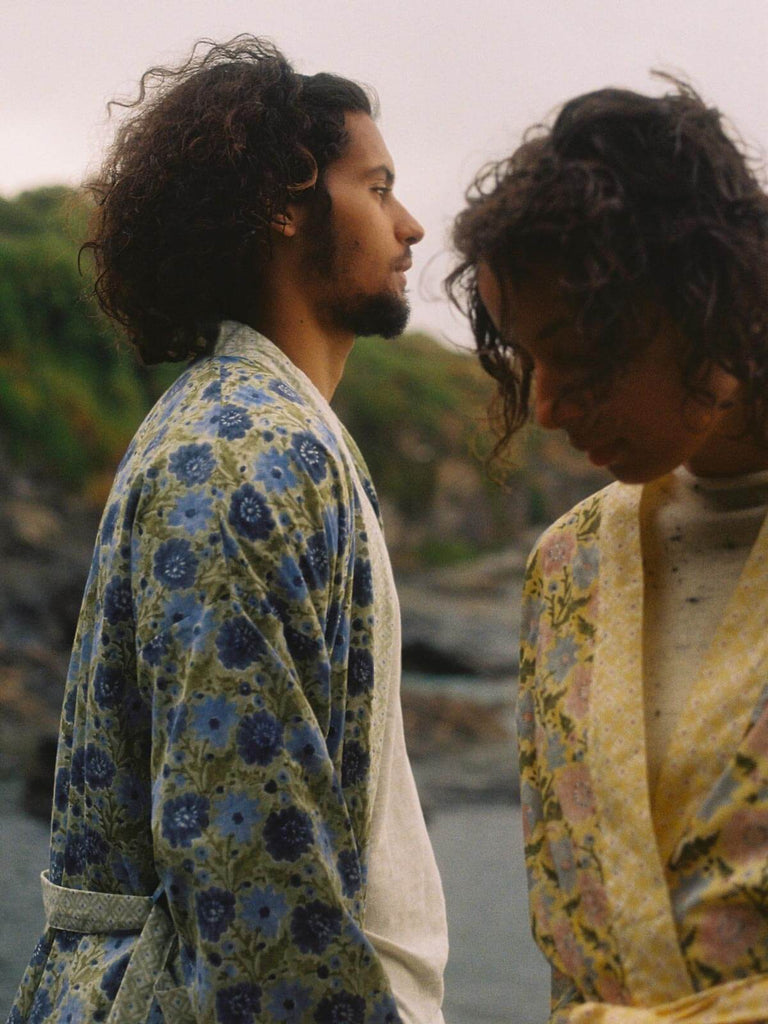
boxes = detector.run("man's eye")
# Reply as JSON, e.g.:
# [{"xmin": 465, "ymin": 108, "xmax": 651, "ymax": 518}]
[{"xmin": 372, "ymin": 186, "xmax": 391, "ymax": 198}]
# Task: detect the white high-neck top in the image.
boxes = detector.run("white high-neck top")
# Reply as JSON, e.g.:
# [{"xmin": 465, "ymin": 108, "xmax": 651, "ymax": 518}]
[{"xmin": 641, "ymin": 465, "xmax": 768, "ymax": 798}]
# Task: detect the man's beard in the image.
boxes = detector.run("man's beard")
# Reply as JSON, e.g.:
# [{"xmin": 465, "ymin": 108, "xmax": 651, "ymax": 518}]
[
  {"xmin": 302, "ymin": 194, "xmax": 411, "ymax": 339},
  {"xmin": 325, "ymin": 290, "xmax": 410, "ymax": 339}
]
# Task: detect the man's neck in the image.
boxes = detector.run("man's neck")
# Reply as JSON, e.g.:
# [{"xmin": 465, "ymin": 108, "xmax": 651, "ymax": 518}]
[{"xmin": 249, "ymin": 277, "xmax": 354, "ymax": 402}]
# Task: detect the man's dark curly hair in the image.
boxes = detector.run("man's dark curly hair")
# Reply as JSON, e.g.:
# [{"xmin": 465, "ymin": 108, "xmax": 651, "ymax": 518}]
[
  {"xmin": 82, "ymin": 35, "xmax": 374, "ymax": 363},
  {"xmin": 446, "ymin": 75, "xmax": 768, "ymax": 453}
]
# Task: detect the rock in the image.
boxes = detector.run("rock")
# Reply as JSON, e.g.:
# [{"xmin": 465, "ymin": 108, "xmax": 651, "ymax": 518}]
[{"xmin": 397, "ymin": 548, "xmax": 526, "ymax": 676}]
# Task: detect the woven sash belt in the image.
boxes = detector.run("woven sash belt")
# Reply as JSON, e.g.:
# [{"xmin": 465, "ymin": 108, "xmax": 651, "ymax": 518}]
[{"xmin": 40, "ymin": 870, "xmax": 193, "ymax": 1023}]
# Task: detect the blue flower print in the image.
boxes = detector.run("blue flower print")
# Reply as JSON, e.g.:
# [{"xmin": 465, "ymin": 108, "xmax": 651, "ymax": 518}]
[
  {"xmin": 572, "ymin": 544, "xmax": 599, "ymax": 589},
  {"xmin": 191, "ymin": 695, "xmax": 238, "ymax": 748},
  {"xmin": 103, "ymin": 576, "xmax": 133, "ymax": 624},
  {"xmin": 284, "ymin": 623, "xmax": 321, "ymax": 665},
  {"xmin": 253, "ymin": 447, "xmax": 299, "ymax": 494},
  {"xmin": 236, "ymin": 711, "xmax": 283, "ymax": 766},
  {"xmin": 168, "ymin": 491, "xmax": 214, "ymax": 534},
  {"xmin": 166, "ymin": 703, "xmax": 188, "ymax": 743},
  {"xmin": 369, "ymin": 993, "xmax": 400, "ymax": 1024},
  {"xmin": 360, "ymin": 475, "xmax": 380, "ymax": 518},
  {"xmin": 161, "ymin": 793, "xmax": 210, "ymax": 848},
  {"xmin": 168, "ymin": 443, "xmax": 216, "ymax": 485},
  {"xmin": 29, "ymin": 933, "xmax": 53, "ymax": 967},
  {"xmin": 347, "ymin": 648, "xmax": 374, "ymax": 697},
  {"xmin": 70, "ymin": 746, "xmax": 85, "ymax": 790},
  {"xmin": 287, "ymin": 721, "xmax": 326, "ymax": 774},
  {"xmin": 57, "ymin": 987, "xmax": 85, "ymax": 1019},
  {"xmin": 84, "ymin": 826, "xmax": 109, "ymax": 864},
  {"xmin": 228, "ymin": 483, "xmax": 276, "ymax": 541},
  {"xmin": 289, "ymin": 900, "xmax": 342, "ymax": 954},
  {"xmin": 100, "ymin": 953, "xmax": 130, "ymax": 999},
  {"xmin": 352, "ymin": 558, "xmax": 374, "ymax": 607},
  {"xmin": 55, "ymin": 930, "xmax": 81, "ymax": 954},
  {"xmin": 314, "ymin": 992, "xmax": 366, "ymax": 1024},
  {"xmin": 218, "ymin": 404, "xmax": 253, "ymax": 440},
  {"xmin": 195, "ymin": 886, "xmax": 236, "ymax": 941},
  {"xmin": 84, "ymin": 743, "xmax": 116, "ymax": 789},
  {"xmin": 27, "ymin": 988, "xmax": 53, "ymax": 1024},
  {"xmin": 547, "ymin": 636, "xmax": 578, "ymax": 682},
  {"xmin": 337, "ymin": 849, "xmax": 362, "ymax": 898},
  {"xmin": 231, "ymin": 380, "xmax": 274, "ymax": 406},
  {"xmin": 269, "ymin": 379, "xmax": 303, "ymax": 404},
  {"xmin": 64, "ymin": 832, "xmax": 87, "ymax": 875},
  {"xmin": 54, "ymin": 767, "xmax": 70, "ymax": 812},
  {"xmin": 141, "ymin": 631, "xmax": 169, "ymax": 666},
  {"xmin": 93, "ymin": 664, "xmax": 124, "ymax": 709},
  {"xmin": 117, "ymin": 772, "xmax": 150, "ymax": 821},
  {"xmin": 341, "ymin": 741, "xmax": 369, "ymax": 787},
  {"xmin": 300, "ymin": 531, "xmax": 329, "ymax": 590},
  {"xmin": 290, "ymin": 431, "xmax": 328, "ymax": 484},
  {"xmin": 153, "ymin": 538, "xmax": 199, "ymax": 590},
  {"xmin": 263, "ymin": 807, "xmax": 314, "ymax": 862},
  {"xmin": 241, "ymin": 884, "xmax": 289, "ymax": 936},
  {"xmin": 215, "ymin": 982, "xmax": 262, "ymax": 1024},
  {"xmin": 266, "ymin": 979, "xmax": 313, "ymax": 1023},
  {"xmin": 215, "ymin": 616, "xmax": 265, "ymax": 669},
  {"xmin": 100, "ymin": 501, "xmax": 120, "ymax": 546},
  {"xmin": 213, "ymin": 792, "xmax": 262, "ymax": 843},
  {"xmin": 276, "ymin": 555, "xmax": 308, "ymax": 600}
]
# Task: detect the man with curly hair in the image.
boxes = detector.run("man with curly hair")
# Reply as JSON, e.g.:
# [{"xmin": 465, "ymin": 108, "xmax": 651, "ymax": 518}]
[
  {"xmin": 448, "ymin": 79, "xmax": 768, "ymax": 1021},
  {"xmin": 10, "ymin": 37, "xmax": 447, "ymax": 1024}
]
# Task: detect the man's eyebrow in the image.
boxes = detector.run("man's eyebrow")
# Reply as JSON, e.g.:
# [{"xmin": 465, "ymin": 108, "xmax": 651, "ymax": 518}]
[{"xmin": 364, "ymin": 164, "xmax": 395, "ymax": 184}]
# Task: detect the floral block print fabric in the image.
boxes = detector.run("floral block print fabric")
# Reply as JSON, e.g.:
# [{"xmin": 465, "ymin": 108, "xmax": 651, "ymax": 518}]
[
  {"xmin": 518, "ymin": 481, "xmax": 768, "ymax": 1022},
  {"xmin": 8, "ymin": 323, "xmax": 403, "ymax": 1024}
]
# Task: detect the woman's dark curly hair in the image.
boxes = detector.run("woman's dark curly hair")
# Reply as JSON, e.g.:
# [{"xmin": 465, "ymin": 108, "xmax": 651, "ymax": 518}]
[
  {"xmin": 446, "ymin": 74, "xmax": 768, "ymax": 453},
  {"xmin": 82, "ymin": 35, "xmax": 373, "ymax": 363}
]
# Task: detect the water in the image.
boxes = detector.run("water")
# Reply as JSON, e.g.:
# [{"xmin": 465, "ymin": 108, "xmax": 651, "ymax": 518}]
[{"xmin": 0, "ymin": 784, "xmax": 549, "ymax": 1024}]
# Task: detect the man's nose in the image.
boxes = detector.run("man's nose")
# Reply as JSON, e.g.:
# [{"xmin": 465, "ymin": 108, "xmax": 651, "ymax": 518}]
[{"xmin": 397, "ymin": 203, "xmax": 424, "ymax": 246}]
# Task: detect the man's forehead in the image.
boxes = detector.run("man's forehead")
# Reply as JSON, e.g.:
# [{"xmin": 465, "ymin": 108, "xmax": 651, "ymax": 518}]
[{"xmin": 333, "ymin": 112, "xmax": 395, "ymax": 179}]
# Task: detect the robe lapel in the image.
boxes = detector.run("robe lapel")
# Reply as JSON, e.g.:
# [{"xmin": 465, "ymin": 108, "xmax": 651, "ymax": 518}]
[
  {"xmin": 589, "ymin": 483, "xmax": 692, "ymax": 1003},
  {"xmin": 652, "ymin": 505, "xmax": 768, "ymax": 867}
]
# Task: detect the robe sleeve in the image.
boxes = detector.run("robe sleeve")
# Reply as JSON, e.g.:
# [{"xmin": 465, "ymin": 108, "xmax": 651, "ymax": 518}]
[
  {"xmin": 518, "ymin": 543, "xmax": 583, "ymax": 1020},
  {"xmin": 133, "ymin": 417, "xmax": 400, "ymax": 1023}
]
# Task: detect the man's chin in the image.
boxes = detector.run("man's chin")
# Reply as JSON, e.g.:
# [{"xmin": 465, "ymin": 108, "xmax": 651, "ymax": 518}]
[{"xmin": 337, "ymin": 293, "xmax": 411, "ymax": 340}]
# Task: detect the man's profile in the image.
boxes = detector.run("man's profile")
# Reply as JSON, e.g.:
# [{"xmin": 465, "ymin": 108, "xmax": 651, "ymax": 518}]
[{"xmin": 9, "ymin": 36, "xmax": 447, "ymax": 1024}]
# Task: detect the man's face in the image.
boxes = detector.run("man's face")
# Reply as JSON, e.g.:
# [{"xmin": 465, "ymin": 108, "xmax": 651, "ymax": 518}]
[
  {"xmin": 301, "ymin": 112, "xmax": 424, "ymax": 339},
  {"xmin": 477, "ymin": 262, "xmax": 754, "ymax": 483}
]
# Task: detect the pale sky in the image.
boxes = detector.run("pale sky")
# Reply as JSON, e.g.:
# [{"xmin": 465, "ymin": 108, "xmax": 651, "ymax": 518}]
[{"xmin": 3, "ymin": 0, "xmax": 767, "ymax": 345}]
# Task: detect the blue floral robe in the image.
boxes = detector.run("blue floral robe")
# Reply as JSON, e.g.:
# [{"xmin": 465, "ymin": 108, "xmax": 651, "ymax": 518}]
[{"xmin": 8, "ymin": 323, "xmax": 403, "ymax": 1024}]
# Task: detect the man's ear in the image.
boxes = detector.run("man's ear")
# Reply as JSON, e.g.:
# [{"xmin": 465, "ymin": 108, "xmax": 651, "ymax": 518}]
[{"xmin": 270, "ymin": 204, "xmax": 303, "ymax": 238}]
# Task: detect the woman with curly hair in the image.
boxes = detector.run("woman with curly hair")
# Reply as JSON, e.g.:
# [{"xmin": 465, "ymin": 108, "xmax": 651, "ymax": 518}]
[
  {"xmin": 9, "ymin": 35, "xmax": 446, "ymax": 1024},
  {"xmin": 449, "ymin": 78, "xmax": 768, "ymax": 1022}
]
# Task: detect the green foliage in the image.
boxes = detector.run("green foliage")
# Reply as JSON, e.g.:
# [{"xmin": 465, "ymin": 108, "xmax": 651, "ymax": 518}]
[
  {"xmin": 0, "ymin": 188, "xmax": 177, "ymax": 490},
  {"xmin": 333, "ymin": 332, "xmax": 494, "ymax": 519},
  {"xmin": 0, "ymin": 185, "xmax": 602, "ymax": 565}
]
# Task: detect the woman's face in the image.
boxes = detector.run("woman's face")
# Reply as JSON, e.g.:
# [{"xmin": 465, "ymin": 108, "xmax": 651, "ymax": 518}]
[{"xmin": 477, "ymin": 263, "xmax": 767, "ymax": 483}]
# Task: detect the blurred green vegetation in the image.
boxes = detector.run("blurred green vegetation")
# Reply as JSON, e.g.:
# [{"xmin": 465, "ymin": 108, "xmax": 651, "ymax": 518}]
[
  {"xmin": 0, "ymin": 187, "xmax": 177, "ymax": 498},
  {"xmin": 1, "ymin": 187, "xmax": 516, "ymax": 561}
]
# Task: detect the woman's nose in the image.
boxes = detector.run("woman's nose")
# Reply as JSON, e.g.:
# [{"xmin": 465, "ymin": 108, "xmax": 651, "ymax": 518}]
[{"xmin": 533, "ymin": 368, "xmax": 589, "ymax": 430}]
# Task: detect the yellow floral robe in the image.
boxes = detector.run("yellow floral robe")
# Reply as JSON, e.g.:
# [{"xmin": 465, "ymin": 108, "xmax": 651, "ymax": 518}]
[{"xmin": 518, "ymin": 481, "xmax": 768, "ymax": 1023}]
